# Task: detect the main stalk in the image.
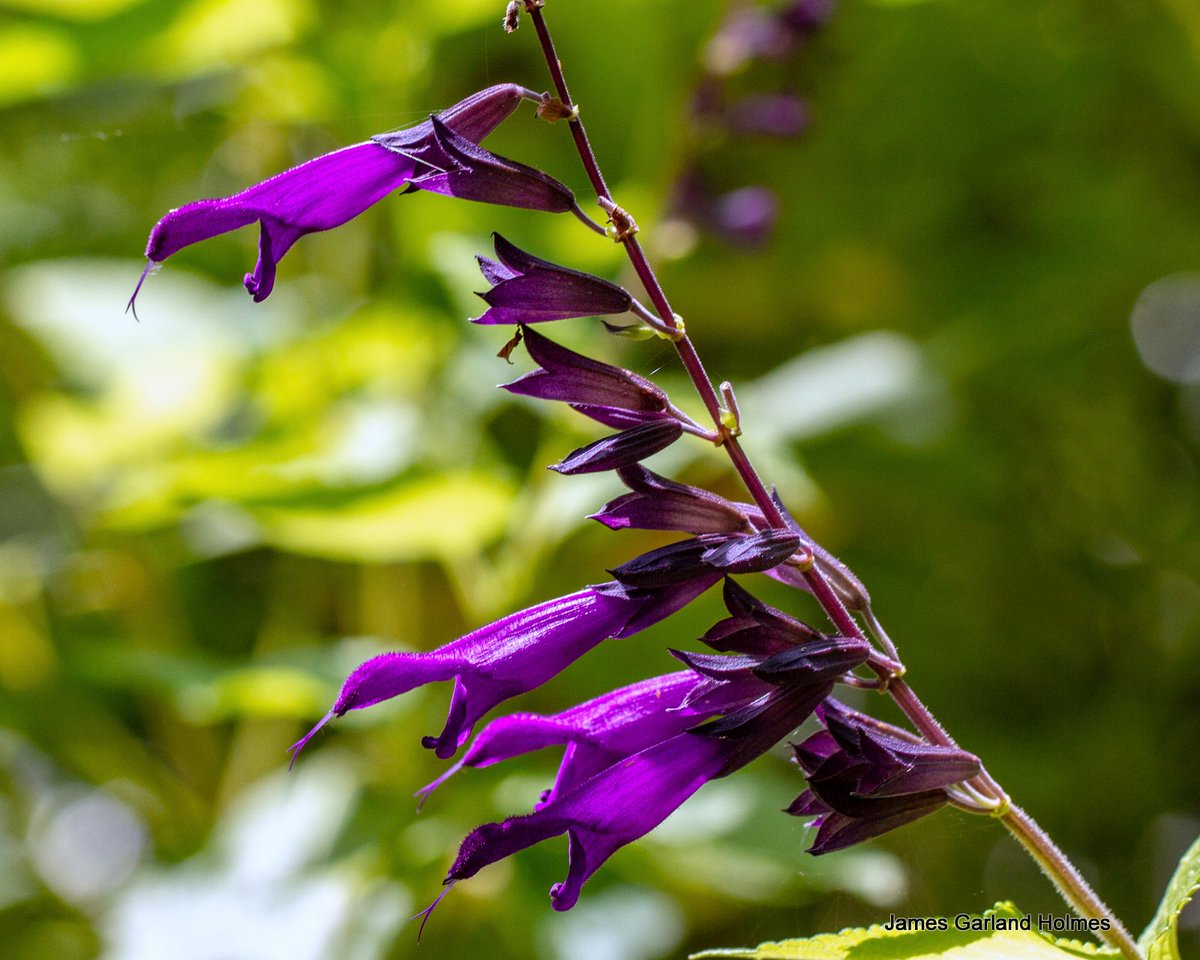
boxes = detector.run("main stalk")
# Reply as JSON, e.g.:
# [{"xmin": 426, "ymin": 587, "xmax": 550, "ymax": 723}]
[{"xmin": 522, "ymin": 6, "xmax": 1142, "ymax": 958}]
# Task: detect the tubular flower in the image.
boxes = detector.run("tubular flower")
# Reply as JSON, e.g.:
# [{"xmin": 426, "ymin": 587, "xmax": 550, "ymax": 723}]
[
  {"xmin": 444, "ymin": 667, "xmax": 838, "ymax": 911},
  {"xmin": 132, "ymin": 84, "xmax": 527, "ymax": 307},
  {"xmin": 788, "ymin": 700, "xmax": 982, "ymax": 854},
  {"xmin": 473, "ymin": 235, "xmax": 636, "ymax": 325},
  {"xmin": 292, "ymin": 576, "xmax": 721, "ymax": 762},
  {"xmin": 416, "ymin": 669, "xmax": 747, "ymax": 809},
  {"xmin": 429, "ymin": 578, "xmax": 871, "ymax": 912}
]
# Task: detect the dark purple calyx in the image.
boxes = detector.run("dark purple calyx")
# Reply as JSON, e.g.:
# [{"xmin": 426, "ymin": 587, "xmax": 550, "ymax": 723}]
[
  {"xmin": 788, "ymin": 698, "xmax": 982, "ymax": 854},
  {"xmin": 474, "ymin": 235, "xmax": 634, "ymax": 325},
  {"xmin": 409, "ymin": 117, "xmax": 581, "ymax": 215},
  {"xmin": 700, "ymin": 577, "xmax": 823, "ymax": 656},
  {"xmin": 591, "ymin": 465, "xmax": 750, "ymax": 535},
  {"xmin": 503, "ymin": 327, "xmax": 669, "ymax": 428},
  {"xmin": 608, "ymin": 530, "xmax": 801, "ymax": 588},
  {"xmin": 549, "ymin": 419, "xmax": 683, "ymax": 475}
]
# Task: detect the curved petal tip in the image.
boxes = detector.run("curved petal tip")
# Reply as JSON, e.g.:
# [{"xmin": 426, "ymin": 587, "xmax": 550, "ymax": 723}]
[{"xmin": 288, "ymin": 711, "xmax": 335, "ymax": 770}]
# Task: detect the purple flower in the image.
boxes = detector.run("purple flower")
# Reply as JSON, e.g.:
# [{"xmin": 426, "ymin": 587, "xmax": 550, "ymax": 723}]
[
  {"xmin": 131, "ymin": 84, "xmax": 527, "ymax": 307},
  {"xmin": 503, "ymin": 327, "xmax": 672, "ymax": 430},
  {"xmin": 473, "ymin": 235, "xmax": 635, "ymax": 325},
  {"xmin": 417, "ymin": 669, "xmax": 734, "ymax": 809},
  {"xmin": 292, "ymin": 577, "xmax": 720, "ymax": 762},
  {"xmin": 727, "ymin": 94, "xmax": 810, "ymax": 138},
  {"xmin": 788, "ymin": 700, "xmax": 981, "ymax": 853},
  {"xmin": 445, "ymin": 678, "xmax": 829, "ymax": 911}
]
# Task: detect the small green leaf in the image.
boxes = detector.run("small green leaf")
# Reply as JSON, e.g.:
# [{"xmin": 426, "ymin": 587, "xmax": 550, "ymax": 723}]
[
  {"xmin": 692, "ymin": 903, "xmax": 1117, "ymax": 960},
  {"xmin": 1139, "ymin": 832, "xmax": 1200, "ymax": 960}
]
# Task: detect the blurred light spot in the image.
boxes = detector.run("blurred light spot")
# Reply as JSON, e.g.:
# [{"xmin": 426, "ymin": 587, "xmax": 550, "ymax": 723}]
[
  {"xmin": 181, "ymin": 501, "xmax": 263, "ymax": 557},
  {"xmin": 0, "ymin": 26, "xmax": 79, "ymax": 106},
  {"xmin": 1131, "ymin": 275, "xmax": 1200, "ymax": 384},
  {"xmin": 743, "ymin": 332, "xmax": 928, "ymax": 441},
  {"xmin": 29, "ymin": 789, "xmax": 146, "ymax": 904},
  {"xmin": 155, "ymin": 0, "xmax": 315, "ymax": 77},
  {"xmin": 822, "ymin": 850, "xmax": 908, "ymax": 907},
  {"xmin": 653, "ymin": 780, "xmax": 753, "ymax": 844},
  {"xmin": 541, "ymin": 886, "xmax": 684, "ymax": 960},
  {"xmin": 101, "ymin": 756, "xmax": 409, "ymax": 960}
]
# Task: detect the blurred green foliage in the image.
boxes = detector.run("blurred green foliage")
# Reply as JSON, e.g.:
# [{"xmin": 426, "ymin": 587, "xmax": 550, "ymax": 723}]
[{"xmin": 1, "ymin": 0, "xmax": 1199, "ymax": 959}]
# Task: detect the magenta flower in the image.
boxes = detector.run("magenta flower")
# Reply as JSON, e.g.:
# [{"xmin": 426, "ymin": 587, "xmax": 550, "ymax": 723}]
[
  {"xmin": 788, "ymin": 700, "xmax": 981, "ymax": 853},
  {"xmin": 131, "ymin": 84, "xmax": 527, "ymax": 307}
]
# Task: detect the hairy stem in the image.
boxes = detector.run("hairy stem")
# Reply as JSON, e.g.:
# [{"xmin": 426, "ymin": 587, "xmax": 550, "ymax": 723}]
[
  {"xmin": 524, "ymin": 6, "xmax": 1141, "ymax": 957},
  {"xmin": 1002, "ymin": 805, "xmax": 1143, "ymax": 960}
]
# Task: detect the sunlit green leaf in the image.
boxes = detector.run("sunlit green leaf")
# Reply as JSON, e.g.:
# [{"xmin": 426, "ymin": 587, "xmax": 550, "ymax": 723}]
[
  {"xmin": 251, "ymin": 471, "xmax": 517, "ymax": 562},
  {"xmin": 1139, "ymin": 833, "xmax": 1200, "ymax": 960}
]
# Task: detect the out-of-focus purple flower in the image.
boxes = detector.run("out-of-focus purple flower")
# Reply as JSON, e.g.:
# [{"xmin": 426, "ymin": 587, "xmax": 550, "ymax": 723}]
[
  {"xmin": 789, "ymin": 700, "xmax": 981, "ymax": 853},
  {"xmin": 608, "ymin": 530, "xmax": 803, "ymax": 588},
  {"xmin": 407, "ymin": 118, "xmax": 593, "ymax": 225},
  {"xmin": 473, "ymin": 234, "xmax": 635, "ymax": 325},
  {"xmin": 445, "ymin": 678, "xmax": 830, "ymax": 911},
  {"xmin": 549, "ymin": 419, "xmax": 683, "ymax": 475},
  {"xmin": 713, "ymin": 186, "xmax": 779, "ymax": 247},
  {"xmin": 292, "ymin": 577, "xmax": 718, "ymax": 762},
  {"xmin": 705, "ymin": 8, "xmax": 794, "ymax": 74},
  {"xmin": 667, "ymin": 170, "xmax": 779, "ymax": 249},
  {"xmin": 133, "ymin": 84, "xmax": 526, "ymax": 307},
  {"xmin": 504, "ymin": 328, "xmax": 672, "ymax": 431},
  {"xmin": 591, "ymin": 465, "xmax": 751, "ymax": 535},
  {"xmin": 728, "ymin": 94, "xmax": 810, "ymax": 138},
  {"xmin": 780, "ymin": 0, "xmax": 837, "ymax": 37}
]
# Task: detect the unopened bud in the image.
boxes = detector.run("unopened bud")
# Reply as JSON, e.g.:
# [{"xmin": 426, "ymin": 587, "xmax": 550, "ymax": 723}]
[{"xmin": 503, "ymin": 1, "xmax": 521, "ymax": 31}]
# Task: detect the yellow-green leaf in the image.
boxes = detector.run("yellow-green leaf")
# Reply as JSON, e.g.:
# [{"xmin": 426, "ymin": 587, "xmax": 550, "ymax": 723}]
[
  {"xmin": 692, "ymin": 903, "xmax": 1118, "ymax": 960},
  {"xmin": 1139, "ymin": 832, "xmax": 1200, "ymax": 960}
]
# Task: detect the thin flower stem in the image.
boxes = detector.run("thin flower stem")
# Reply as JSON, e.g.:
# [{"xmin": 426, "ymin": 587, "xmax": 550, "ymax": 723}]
[
  {"xmin": 524, "ymin": 8, "xmax": 1141, "ymax": 954},
  {"xmin": 1002, "ymin": 805, "xmax": 1143, "ymax": 960}
]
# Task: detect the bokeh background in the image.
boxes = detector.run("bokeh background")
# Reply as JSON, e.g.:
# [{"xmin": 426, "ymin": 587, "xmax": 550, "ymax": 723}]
[{"xmin": 2, "ymin": 0, "xmax": 1199, "ymax": 958}]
